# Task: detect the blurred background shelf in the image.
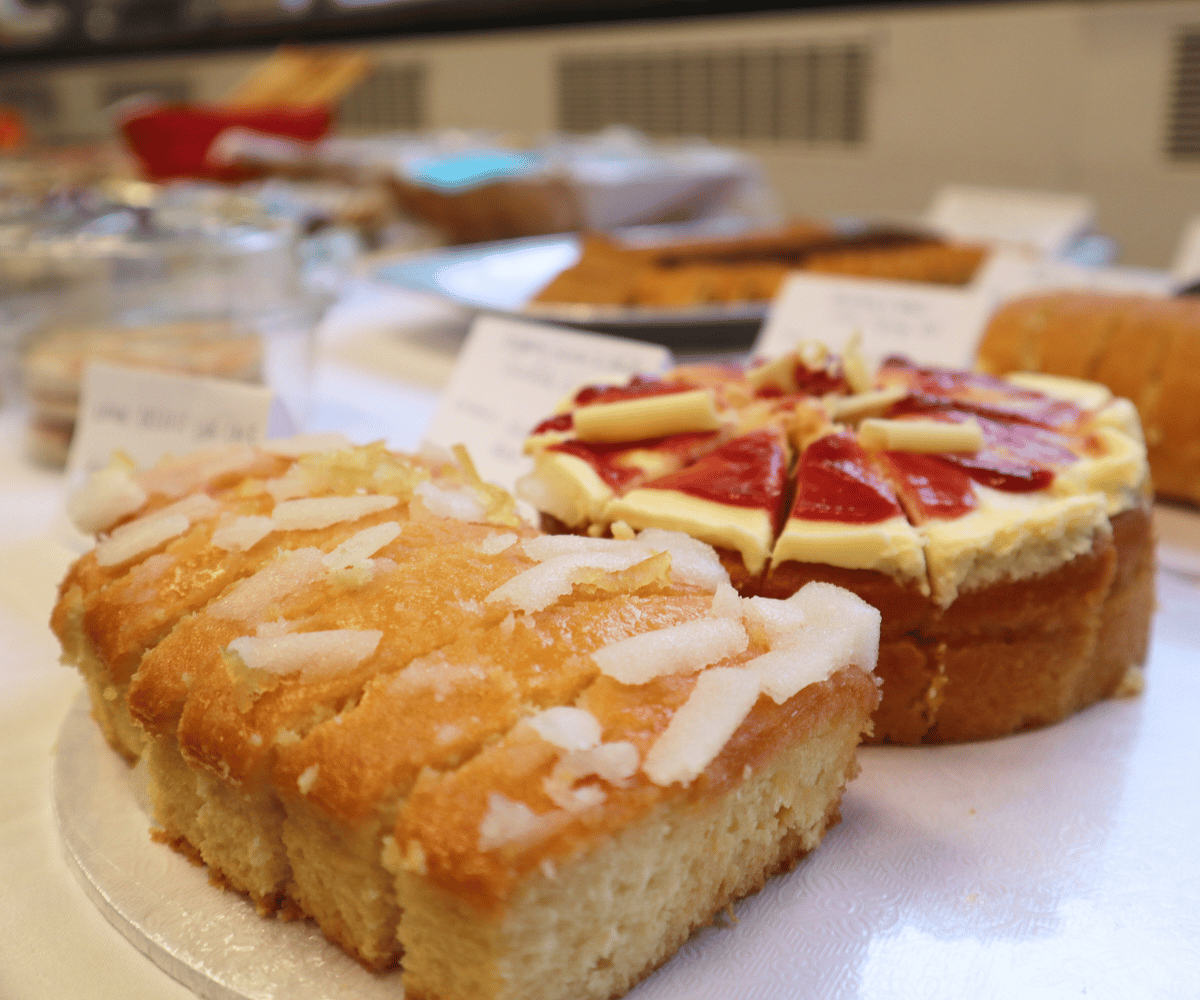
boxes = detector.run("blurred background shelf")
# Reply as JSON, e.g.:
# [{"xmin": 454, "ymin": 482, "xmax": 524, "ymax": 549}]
[{"xmin": 3, "ymin": 0, "xmax": 1198, "ymax": 268}]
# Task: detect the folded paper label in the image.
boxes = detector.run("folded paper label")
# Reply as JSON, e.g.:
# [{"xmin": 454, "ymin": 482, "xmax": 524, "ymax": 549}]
[
  {"xmin": 924, "ymin": 184, "xmax": 1095, "ymax": 258},
  {"xmin": 755, "ymin": 272, "xmax": 989, "ymax": 372},
  {"xmin": 67, "ymin": 361, "xmax": 282, "ymax": 479},
  {"xmin": 425, "ymin": 315, "xmax": 671, "ymax": 490}
]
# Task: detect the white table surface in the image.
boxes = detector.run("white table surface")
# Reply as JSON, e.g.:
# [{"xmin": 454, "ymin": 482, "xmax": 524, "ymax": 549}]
[{"xmin": 1, "ymin": 281, "xmax": 1198, "ymax": 1000}]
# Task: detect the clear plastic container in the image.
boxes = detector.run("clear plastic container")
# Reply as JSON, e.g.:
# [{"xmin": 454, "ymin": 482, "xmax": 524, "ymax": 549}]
[{"xmin": 1, "ymin": 196, "xmax": 327, "ymax": 466}]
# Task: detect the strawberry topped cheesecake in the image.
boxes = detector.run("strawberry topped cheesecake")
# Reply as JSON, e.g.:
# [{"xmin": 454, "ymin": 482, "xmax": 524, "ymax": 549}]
[{"xmin": 520, "ymin": 343, "xmax": 1154, "ymax": 744}]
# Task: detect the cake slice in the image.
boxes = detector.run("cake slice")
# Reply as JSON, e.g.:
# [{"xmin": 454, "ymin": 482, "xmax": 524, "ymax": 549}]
[{"xmin": 56, "ymin": 441, "xmax": 882, "ymax": 992}]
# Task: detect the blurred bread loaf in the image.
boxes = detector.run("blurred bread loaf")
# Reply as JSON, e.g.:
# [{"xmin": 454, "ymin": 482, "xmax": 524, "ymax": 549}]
[{"xmin": 977, "ymin": 291, "xmax": 1200, "ymax": 505}]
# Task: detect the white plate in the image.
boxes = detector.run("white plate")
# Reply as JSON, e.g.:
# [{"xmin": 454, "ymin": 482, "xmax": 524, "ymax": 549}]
[
  {"xmin": 373, "ymin": 235, "xmax": 768, "ymax": 351},
  {"xmin": 53, "ymin": 565, "xmax": 1200, "ymax": 999}
]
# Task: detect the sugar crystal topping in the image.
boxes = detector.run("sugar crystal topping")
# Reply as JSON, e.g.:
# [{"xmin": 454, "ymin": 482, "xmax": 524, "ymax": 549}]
[
  {"xmin": 271, "ymin": 494, "xmax": 399, "ymax": 531},
  {"xmin": 227, "ymin": 628, "xmax": 382, "ymax": 679},
  {"xmin": 642, "ymin": 667, "xmax": 762, "ymax": 786},
  {"xmin": 592, "ymin": 618, "xmax": 749, "ymax": 685},
  {"xmin": 414, "ymin": 480, "xmax": 487, "ymax": 522},
  {"xmin": 478, "ymin": 793, "xmax": 569, "ymax": 852},
  {"xmin": 212, "ymin": 515, "xmax": 276, "ymax": 552},
  {"xmin": 525, "ymin": 706, "xmax": 602, "ymax": 751},
  {"xmin": 68, "ymin": 460, "xmax": 147, "ymax": 534}
]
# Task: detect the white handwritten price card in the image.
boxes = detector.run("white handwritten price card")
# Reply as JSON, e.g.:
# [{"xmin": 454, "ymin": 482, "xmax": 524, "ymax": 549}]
[
  {"xmin": 425, "ymin": 315, "xmax": 671, "ymax": 490},
  {"xmin": 925, "ymin": 184, "xmax": 1096, "ymax": 258},
  {"xmin": 67, "ymin": 361, "xmax": 276, "ymax": 478},
  {"xmin": 755, "ymin": 272, "xmax": 988, "ymax": 371},
  {"xmin": 1170, "ymin": 215, "xmax": 1200, "ymax": 288}
]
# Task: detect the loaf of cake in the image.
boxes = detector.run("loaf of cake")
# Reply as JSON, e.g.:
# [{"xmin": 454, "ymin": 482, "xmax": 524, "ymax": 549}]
[
  {"xmin": 52, "ymin": 436, "xmax": 881, "ymax": 998},
  {"xmin": 518, "ymin": 342, "xmax": 1154, "ymax": 743},
  {"xmin": 977, "ymin": 290, "xmax": 1200, "ymax": 506}
]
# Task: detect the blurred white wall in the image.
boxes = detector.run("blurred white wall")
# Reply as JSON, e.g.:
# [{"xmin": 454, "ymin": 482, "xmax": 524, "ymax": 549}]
[{"xmin": 3, "ymin": 0, "xmax": 1198, "ymax": 267}]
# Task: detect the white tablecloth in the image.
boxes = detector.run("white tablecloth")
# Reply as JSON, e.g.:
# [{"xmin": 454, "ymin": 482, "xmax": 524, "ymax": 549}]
[{"xmin": 1, "ymin": 281, "xmax": 1197, "ymax": 999}]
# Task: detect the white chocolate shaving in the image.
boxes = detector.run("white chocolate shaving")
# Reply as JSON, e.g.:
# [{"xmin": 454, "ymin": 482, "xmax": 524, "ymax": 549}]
[
  {"xmin": 825, "ymin": 385, "xmax": 907, "ymax": 423},
  {"xmin": 858, "ymin": 417, "xmax": 983, "ymax": 453},
  {"xmin": 842, "ymin": 332, "xmax": 873, "ymax": 395},
  {"xmin": 643, "ymin": 668, "xmax": 761, "ymax": 786},
  {"xmin": 271, "ymin": 494, "xmax": 398, "ymax": 531},
  {"xmin": 592, "ymin": 618, "xmax": 749, "ymax": 685},
  {"xmin": 226, "ymin": 628, "xmax": 382, "ymax": 679},
  {"xmin": 573, "ymin": 388, "xmax": 721, "ymax": 443},
  {"xmin": 1003, "ymin": 372, "xmax": 1112, "ymax": 410}
]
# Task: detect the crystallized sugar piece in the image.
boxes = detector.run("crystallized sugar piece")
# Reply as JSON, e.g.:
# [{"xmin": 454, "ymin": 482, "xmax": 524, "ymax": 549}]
[
  {"xmin": 208, "ymin": 548, "xmax": 326, "ymax": 621},
  {"xmin": 743, "ymin": 582, "xmax": 880, "ymax": 704},
  {"xmin": 636, "ymin": 528, "xmax": 729, "ymax": 591},
  {"xmin": 557, "ymin": 742, "xmax": 639, "ymax": 784},
  {"xmin": 386, "ymin": 657, "xmax": 488, "ymax": 701},
  {"xmin": 741, "ymin": 595, "xmax": 811, "ymax": 646},
  {"xmin": 707, "ymin": 582, "xmax": 744, "ymax": 620},
  {"xmin": 227, "ymin": 628, "xmax": 382, "ymax": 679},
  {"xmin": 478, "ymin": 793, "xmax": 568, "ymax": 852},
  {"xmin": 122, "ymin": 553, "xmax": 177, "ymax": 604},
  {"xmin": 525, "ymin": 706, "xmax": 602, "ymax": 751},
  {"xmin": 484, "ymin": 550, "xmax": 656, "ymax": 614},
  {"xmin": 266, "ymin": 466, "xmax": 319, "ymax": 502},
  {"xmin": 414, "ymin": 480, "xmax": 487, "ymax": 522},
  {"xmin": 272, "ymin": 494, "xmax": 398, "ymax": 531},
  {"xmin": 643, "ymin": 668, "xmax": 762, "ymax": 786},
  {"xmin": 478, "ymin": 532, "xmax": 519, "ymax": 555},
  {"xmin": 262, "ymin": 432, "xmax": 352, "ymax": 457},
  {"xmin": 593, "ymin": 618, "xmax": 748, "ymax": 685},
  {"xmin": 95, "ymin": 513, "xmax": 190, "ymax": 567},
  {"xmin": 146, "ymin": 491, "xmax": 223, "ymax": 526},
  {"xmin": 255, "ymin": 618, "xmax": 295, "ymax": 638},
  {"xmin": 323, "ymin": 521, "xmax": 401, "ymax": 570},
  {"xmin": 521, "ymin": 535, "xmax": 653, "ymax": 563},
  {"xmin": 212, "ymin": 515, "xmax": 276, "ymax": 552},
  {"xmin": 543, "ymin": 779, "xmax": 607, "ymax": 812},
  {"xmin": 68, "ymin": 462, "xmax": 148, "ymax": 534},
  {"xmin": 138, "ymin": 445, "xmax": 261, "ymax": 500},
  {"xmin": 297, "ymin": 764, "xmax": 319, "ymax": 795}
]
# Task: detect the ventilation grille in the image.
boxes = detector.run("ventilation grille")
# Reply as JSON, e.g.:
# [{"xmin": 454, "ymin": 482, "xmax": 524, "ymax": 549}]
[
  {"xmin": 101, "ymin": 79, "xmax": 192, "ymax": 110},
  {"xmin": 1167, "ymin": 26, "xmax": 1200, "ymax": 160},
  {"xmin": 338, "ymin": 65, "xmax": 425, "ymax": 131},
  {"xmin": 558, "ymin": 42, "xmax": 870, "ymax": 144}
]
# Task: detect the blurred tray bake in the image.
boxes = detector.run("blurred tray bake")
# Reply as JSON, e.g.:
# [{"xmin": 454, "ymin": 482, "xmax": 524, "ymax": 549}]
[{"xmin": 375, "ymin": 222, "xmax": 988, "ymax": 352}]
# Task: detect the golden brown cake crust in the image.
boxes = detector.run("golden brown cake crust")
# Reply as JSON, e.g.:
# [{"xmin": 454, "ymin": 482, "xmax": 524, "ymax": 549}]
[{"xmin": 396, "ymin": 665, "xmax": 878, "ymax": 914}]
